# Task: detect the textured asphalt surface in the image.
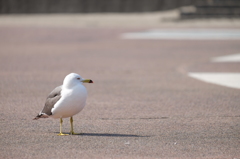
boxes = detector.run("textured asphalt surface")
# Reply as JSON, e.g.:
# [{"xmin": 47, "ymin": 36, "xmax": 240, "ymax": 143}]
[{"xmin": 0, "ymin": 14, "xmax": 240, "ymax": 159}]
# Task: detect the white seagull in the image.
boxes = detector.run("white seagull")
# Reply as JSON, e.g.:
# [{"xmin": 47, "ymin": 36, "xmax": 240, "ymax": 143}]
[{"xmin": 33, "ymin": 73, "xmax": 93, "ymax": 135}]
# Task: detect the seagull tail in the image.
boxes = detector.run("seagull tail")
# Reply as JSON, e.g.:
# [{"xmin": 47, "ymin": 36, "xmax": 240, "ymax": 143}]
[{"xmin": 33, "ymin": 113, "xmax": 49, "ymax": 120}]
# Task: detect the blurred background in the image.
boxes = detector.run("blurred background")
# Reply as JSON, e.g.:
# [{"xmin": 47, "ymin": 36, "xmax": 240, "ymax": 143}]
[
  {"xmin": 1, "ymin": 0, "xmax": 240, "ymax": 28},
  {"xmin": 0, "ymin": 0, "xmax": 240, "ymax": 19}
]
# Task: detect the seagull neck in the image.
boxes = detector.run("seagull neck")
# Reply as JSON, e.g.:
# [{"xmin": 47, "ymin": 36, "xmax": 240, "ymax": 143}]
[
  {"xmin": 63, "ymin": 85, "xmax": 73, "ymax": 89},
  {"xmin": 62, "ymin": 80, "xmax": 76, "ymax": 89},
  {"xmin": 63, "ymin": 83, "xmax": 82, "ymax": 89}
]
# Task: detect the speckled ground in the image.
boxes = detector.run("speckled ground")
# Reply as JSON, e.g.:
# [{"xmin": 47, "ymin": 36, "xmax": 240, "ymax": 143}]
[{"xmin": 0, "ymin": 13, "xmax": 240, "ymax": 158}]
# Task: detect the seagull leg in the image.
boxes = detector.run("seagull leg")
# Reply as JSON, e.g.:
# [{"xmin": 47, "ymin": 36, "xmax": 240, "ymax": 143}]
[
  {"xmin": 58, "ymin": 118, "xmax": 69, "ymax": 136},
  {"xmin": 70, "ymin": 117, "xmax": 81, "ymax": 135}
]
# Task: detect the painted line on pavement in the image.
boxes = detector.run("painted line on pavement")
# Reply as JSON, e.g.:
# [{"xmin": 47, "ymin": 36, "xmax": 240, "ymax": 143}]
[
  {"xmin": 122, "ymin": 29, "xmax": 240, "ymax": 40},
  {"xmin": 212, "ymin": 53, "xmax": 240, "ymax": 62},
  {"xmin": 188, "ymin": 72, "xmax": 240, "ymax": 89}
]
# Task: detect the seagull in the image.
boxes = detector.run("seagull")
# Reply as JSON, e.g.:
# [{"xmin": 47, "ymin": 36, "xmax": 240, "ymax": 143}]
[{"xmin": 33, "ymin": 73, "xmax": 93, "ymax": 135}]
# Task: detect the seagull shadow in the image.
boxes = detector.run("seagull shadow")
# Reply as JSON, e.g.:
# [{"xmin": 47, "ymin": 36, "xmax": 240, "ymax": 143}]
[
  {"xmin": 56, "ymin": 132, "xmax": 148, "ymax": 137},
  {"xmin": 80, "ymin": 133, "xmax": 148, "ymax": 137}
]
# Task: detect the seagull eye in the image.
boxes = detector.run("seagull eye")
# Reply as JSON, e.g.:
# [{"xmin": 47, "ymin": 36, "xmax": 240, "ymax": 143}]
[{"xmin": 77, "ymin": 78, "xmax": 81, "ymax": 80}]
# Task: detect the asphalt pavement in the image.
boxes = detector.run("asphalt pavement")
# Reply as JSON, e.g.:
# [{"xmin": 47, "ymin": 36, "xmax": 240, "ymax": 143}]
[{"xmin": 0, "ymin": 12, "xmax": 240, "ymax": 159}]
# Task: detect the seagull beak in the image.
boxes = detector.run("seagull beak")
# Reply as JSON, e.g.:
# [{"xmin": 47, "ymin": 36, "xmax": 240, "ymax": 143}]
[{"xmin": 82, "ymin": 79, "xmax": 93, "ymax": 83}]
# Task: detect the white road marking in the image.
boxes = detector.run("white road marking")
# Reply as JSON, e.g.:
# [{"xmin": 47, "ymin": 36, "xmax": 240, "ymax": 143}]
[
  {"xmin": 122, "ymin": 29, "xmax": 240, "ymax": 40},
  {"xmin": 122, "ymin": 28, "xmax": 240, "ymax": 89},
  {"xmin": 188, "ymin": 72, "xmax": 240, "ymax": 89},
  {"xmin": 212, "ymin": 53, "xmax": 240, "ymax": 62},
  {"xmin": 189, "ymin": 53, "xmax": 240, "ymax": 89}
]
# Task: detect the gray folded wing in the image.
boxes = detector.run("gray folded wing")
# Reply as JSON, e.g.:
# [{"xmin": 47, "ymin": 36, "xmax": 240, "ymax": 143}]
[{"xmin": 41, "ymin": 85, "xmax": 62, "ymax": 116}]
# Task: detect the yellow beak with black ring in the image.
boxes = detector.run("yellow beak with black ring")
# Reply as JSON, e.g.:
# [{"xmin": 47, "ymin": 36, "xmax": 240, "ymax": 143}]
[{"xmin": 81, "ymin": 79, "xmax": 93, "ymax": 83}]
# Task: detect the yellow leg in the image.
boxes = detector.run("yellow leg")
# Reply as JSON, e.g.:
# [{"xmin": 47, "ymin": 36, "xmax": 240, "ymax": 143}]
[
  {"xmin": 70, "ymin": 117, "xmax": 81, "ymax": 135},
  {"xmin": 58, "ymin": 118, "xmax": 69, "ymax": 136}
]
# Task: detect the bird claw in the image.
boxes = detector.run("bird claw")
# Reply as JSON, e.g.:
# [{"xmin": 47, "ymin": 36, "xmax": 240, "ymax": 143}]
[{"xmin": 57, "ymin": 133, "xmax": 69, "ymax": 136}]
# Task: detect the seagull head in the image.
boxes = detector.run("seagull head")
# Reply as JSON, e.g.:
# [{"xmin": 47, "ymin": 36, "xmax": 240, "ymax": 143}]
[{"xmin": 63, "ymin": 73, "xmax": 93, "ymax": 88}]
